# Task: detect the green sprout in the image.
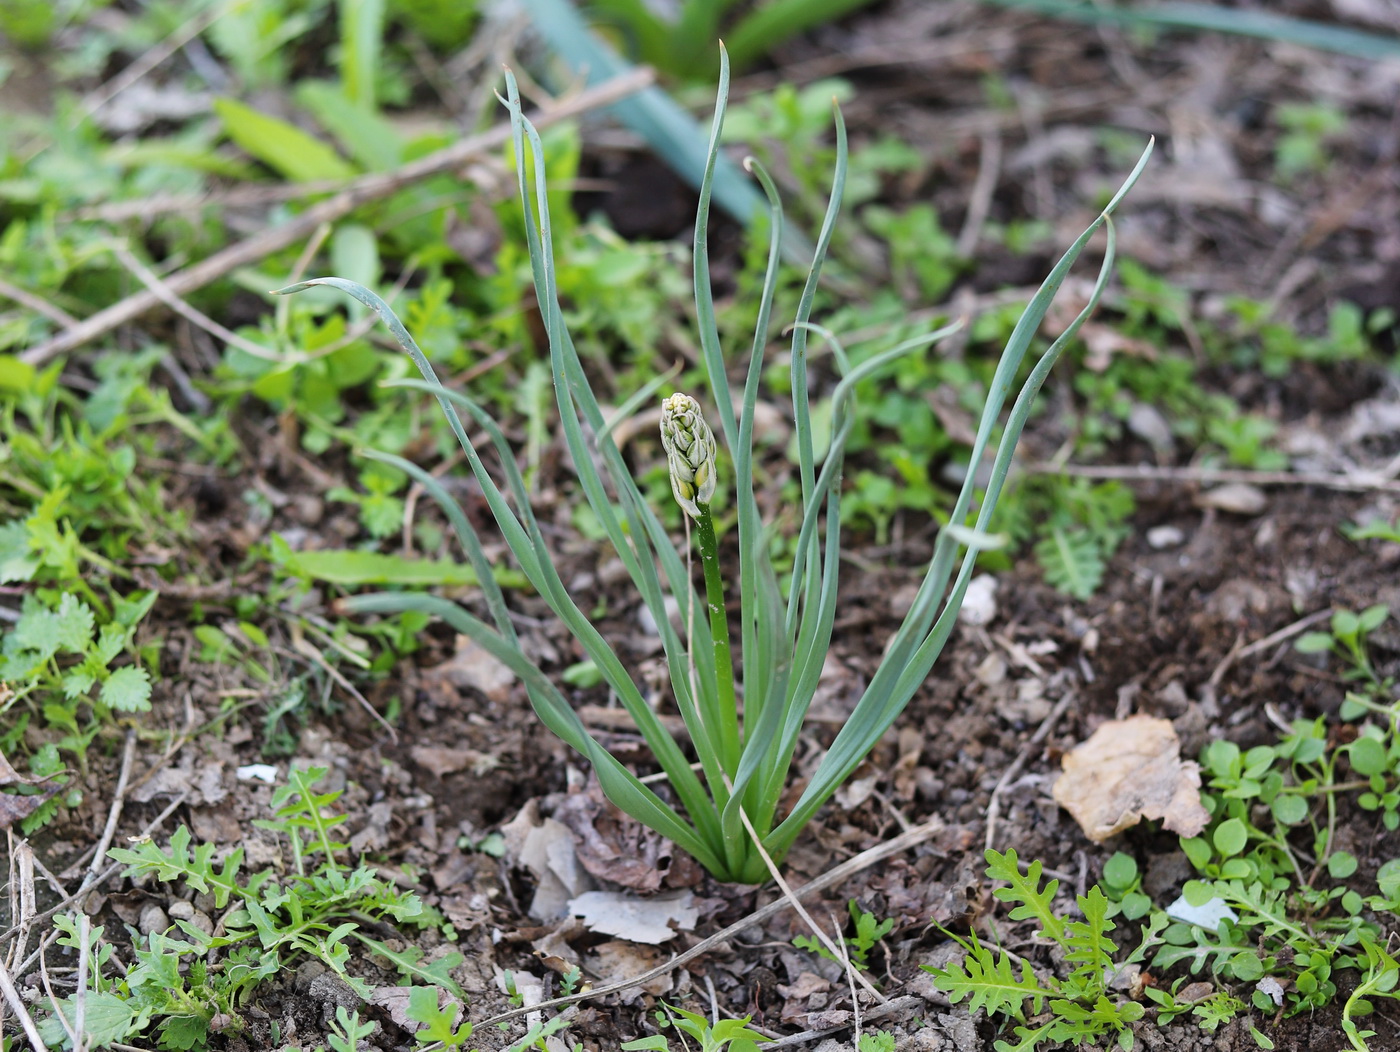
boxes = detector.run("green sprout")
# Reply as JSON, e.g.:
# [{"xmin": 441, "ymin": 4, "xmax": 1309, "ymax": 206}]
[{"xmin": 275, "ymin": 50, "xmax": 1151, "ymax": 883}]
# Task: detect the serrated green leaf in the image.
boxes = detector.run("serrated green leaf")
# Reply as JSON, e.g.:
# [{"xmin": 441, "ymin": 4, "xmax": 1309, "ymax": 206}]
[
  {"xmin": 37, "ymin": 991, "xmax": 139, "ymax": 1047},
  {"xmin": 92, "ymin": 622, "xmax": 126, "ymax": 665},
  {"xmin": 0, "ymin": 520, "xmax": 37, "ymax": 583},
  {"xmin": 61, "ymin": 666, "xmax": 98, "ymax": 699},
  {"xmin": 353, "ymin": 933, "xmax": 465, "ymax": 1000},
  {"xmin": 101, "ymin": 665, "xmax": 153, "ymax": 712},
  {"xmin": 985, "ymin": 848, "xmax": 1065, "ymax": 943},
  {"xmin": 1064, "ymin": 887, "xmax": 1116, "ymax": 981},
  {"xmin": 926, "ymin": 929, "xmax": 1055, "ymax": 1021},
  {"xmin": 1035, "ymin": 527, "xmax": 1104, "ymax": 599}
]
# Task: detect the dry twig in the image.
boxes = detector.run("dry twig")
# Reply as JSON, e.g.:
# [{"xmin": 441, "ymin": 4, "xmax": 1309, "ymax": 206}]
[{"xmin": 20, "ymin": 67, "xmax": 654, "ymax": 366}]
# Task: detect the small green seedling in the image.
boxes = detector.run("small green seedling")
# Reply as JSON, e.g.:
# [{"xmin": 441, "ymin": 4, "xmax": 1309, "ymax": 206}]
[
  {"xmin": 926, "ymin": 849, "xmax": 1152, "ymax": 1052},
  {"xmin": 622, "ymin": 1004, "xmax": 766, "ymax": 1052},
  {"xmin": 1295, "ymin": 605, "xmax": 1389, "ymax": 688},
  {"xmin": 1101, "ymin": 852, "xmax": 1152, "ymax": 921},
  {"xmin": 38, "ymin": 767, "xmax": 458, "ymax": 1050},
  {"xmin": 794, "ymin": 899, "xmax": 895, "ymax": 971}
]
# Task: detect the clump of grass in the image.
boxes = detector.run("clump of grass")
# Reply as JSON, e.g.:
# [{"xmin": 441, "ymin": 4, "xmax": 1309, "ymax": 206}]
[{"xmin": 277, "ymin": 51, "xmax": 1150, "ymax": 883}]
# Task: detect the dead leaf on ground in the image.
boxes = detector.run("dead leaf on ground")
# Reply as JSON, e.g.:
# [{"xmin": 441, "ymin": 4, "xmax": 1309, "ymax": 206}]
[
  {"xmin": 369, "ymin": 986, "xmax": 462, "ymax": 1033},
  {"xmin": 421, "ymin": 635, "xmax": 516, "ymax": 703},
  {"xmin": 410, "ymin": 745, "xmax": 499, "ymax": 778},
  {"xmin": 568, "ymin": 889, "xmax": 697, "ymax": 944},
  {"xmin": 554, "ymin": 784, "xmax": 702, "ymax": 891},
  {"xmin": 584, "ymin": 940, "xmax": 672, "ymax": 1000},
  {"xmin": 0, "ymin": 746, "xmax": 65, "ymax": 831},
  {"xmin": 501, "ymin": 801, "xmax": 596, "ymax": 921},
  {"xmin": 0, "ymin": 747, "xmax": 43, "ymax": 786},
  {"xmin": 1052, "ymin": 715, "xmax": 1210, "ymax": 842},
  {"xmin": 1195, "ymin": 483, "xmax": 1268, "ymax": 516}
]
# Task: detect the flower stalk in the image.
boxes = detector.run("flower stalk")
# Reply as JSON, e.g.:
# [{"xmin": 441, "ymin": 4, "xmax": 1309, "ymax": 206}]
[{"xmin": 662, "ymin": 394, "xmax": 741, "ymax": 779}]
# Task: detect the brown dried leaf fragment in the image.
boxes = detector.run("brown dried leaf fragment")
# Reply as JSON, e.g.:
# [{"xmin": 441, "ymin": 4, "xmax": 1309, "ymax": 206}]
[{"xmin": 1052, "ymin": 715, "xmax": 1210, "ymax": 842}]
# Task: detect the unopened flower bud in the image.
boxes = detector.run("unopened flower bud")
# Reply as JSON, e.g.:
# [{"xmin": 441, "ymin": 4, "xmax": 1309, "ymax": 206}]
[{"xmin": 660, "ymin": 393, "xmax": 717, "ymax": 519}]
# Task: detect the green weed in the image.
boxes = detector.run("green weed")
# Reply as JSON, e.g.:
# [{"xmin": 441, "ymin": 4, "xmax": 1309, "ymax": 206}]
[
  {"xmin": 622, "ymin": 1004, "xmax": 767, "ymax": 1052},
  {"xmin": 794, "ymin": 899, "xmax": 896, "ymax": 972},
  {"xmin": 36, "ymin": 767, "xmax": 459, "ymax": 1051}
]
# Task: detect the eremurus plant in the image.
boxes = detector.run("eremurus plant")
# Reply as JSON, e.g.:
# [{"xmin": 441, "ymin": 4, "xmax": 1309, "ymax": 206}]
[{"xmin": 276, "ymin": 52, "xmax": 1152, "ymax": 883}]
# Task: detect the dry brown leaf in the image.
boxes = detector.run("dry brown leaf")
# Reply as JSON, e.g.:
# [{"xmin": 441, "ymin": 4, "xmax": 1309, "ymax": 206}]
[
  {"xmin": 1052, "ymin": 715, "xmax": 1209, "ymax": 842},
  {"xmin": 585, "ymin": 940, "xmax": 672, "ymax": 1000},
  {"xmin": 0, "ymin": 746, "xmax": 64, "ymax": 831},
  {"xmin": 568, "ymin": 890, "xmax": 697, "ymax": 944},
  {"xmin": 421, "ymin": 635, "xmax": 515, "ymax": 702},
  {"xmin": 410, "ymin": 745, "xmax": 499, "ymax": 778}
]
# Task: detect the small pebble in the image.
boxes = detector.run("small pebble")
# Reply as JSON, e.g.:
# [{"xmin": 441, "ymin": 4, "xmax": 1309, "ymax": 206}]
[
  {"xmin": 958, "ymin": 575, "xmax": 998, "ymax": 627},
  {"xmin": 138, "ymin": 904, "xmax": 169, "ymax": 936},
  {"xmin": 1195, "ymin": 482, "xmax": 1267, "ymax": 515},
  {"xmin": 1146, "ymin": 525, "xmax": 1184, "ymax": 549},
  {"xmin": 185, "ymin": 909, "xmax": 214, "ymax": 936},
  {"xmin": 637, "ymin": 595, "xmax": 680, "ymax": 637}
]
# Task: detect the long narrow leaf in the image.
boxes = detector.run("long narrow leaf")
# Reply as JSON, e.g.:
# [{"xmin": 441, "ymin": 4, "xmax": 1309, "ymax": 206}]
[{"xmin": 767, "ymin": 144, "xmax": 1153, "ymax": 856}]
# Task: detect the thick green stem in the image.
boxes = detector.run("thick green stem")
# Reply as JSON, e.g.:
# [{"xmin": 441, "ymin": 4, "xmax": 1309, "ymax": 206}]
[{"xmin": 696, "ymin": 502, "xmax": 740, "ymax": 776}]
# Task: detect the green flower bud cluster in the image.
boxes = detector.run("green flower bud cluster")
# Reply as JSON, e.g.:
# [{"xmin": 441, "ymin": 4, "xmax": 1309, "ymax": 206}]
[{"xmin": 660, "ymin": 393, "xmax": 717, "ymax": 520}]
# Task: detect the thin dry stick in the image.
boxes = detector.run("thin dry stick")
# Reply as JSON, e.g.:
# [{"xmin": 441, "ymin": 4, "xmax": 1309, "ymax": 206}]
[
  {"xmin": 14, "ymin": 930, "xmax": 60, "ymax": 1003},
  {"xmin": 0, "ymin": 950, "xmax": 49, "ymax": 1052},
  {"xmin": 19, "ymin": 67, "xmax": 655, "ymax": 367},
  {"xmin": 1025, "ymin": 460, "xmax": 1400, "ymax": 496},
  {"xmin": 108, "ymin": 242, "xmax": 282, "ymax": 360},
  {"xmin": 829, "ymin": 905, "xmax": 864, "ymax": 1050},
  {"xmin": 71, "ymin": 182, "xmax": 359, "ymax": 223},
  {"xmin": 955, "ymin": 130, "xmax": 1003, "ymax": 258},
  {"xmin": 737, "ymin": 806, "xmax": 887, "ymax": 1004},
  {"xmin": 1207, "ymin": 608, "xmax": 1333, "ymax": 692},
  {"xmin": 0, "ymin": 277, "xmax": 79, "ymax": 328},
  {"xmin": 75, "ymin": 7, "xmax": 219, "ymax": 125},
  {"xmin": 289, "ymin": 634, "xmax": 399, "ymax": 743},
  {"xmin": 38, "ymin": 944, "xmax": 76, "ymax": 1049},
  {"xmin": 761, "ymin": 995, "xmax": 927, "ymax": 1050},
  {"xmin": 75, "ymin": 915, "xmax": 89, "ymax": 1052},
  {"xmin": 86, "ymin": 730, "xmax": 138, "ymax": 886},
  {"xmin": 470, "ymin": 817, "xmax": 945, "ymax": 1032},
  {"xmin": 985, "ymin": 690, "xmax": 1077, "ymax": 852},
  {"xmin": 0, "ymin": 792, "xmax": 189, "ymax": 946}
]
